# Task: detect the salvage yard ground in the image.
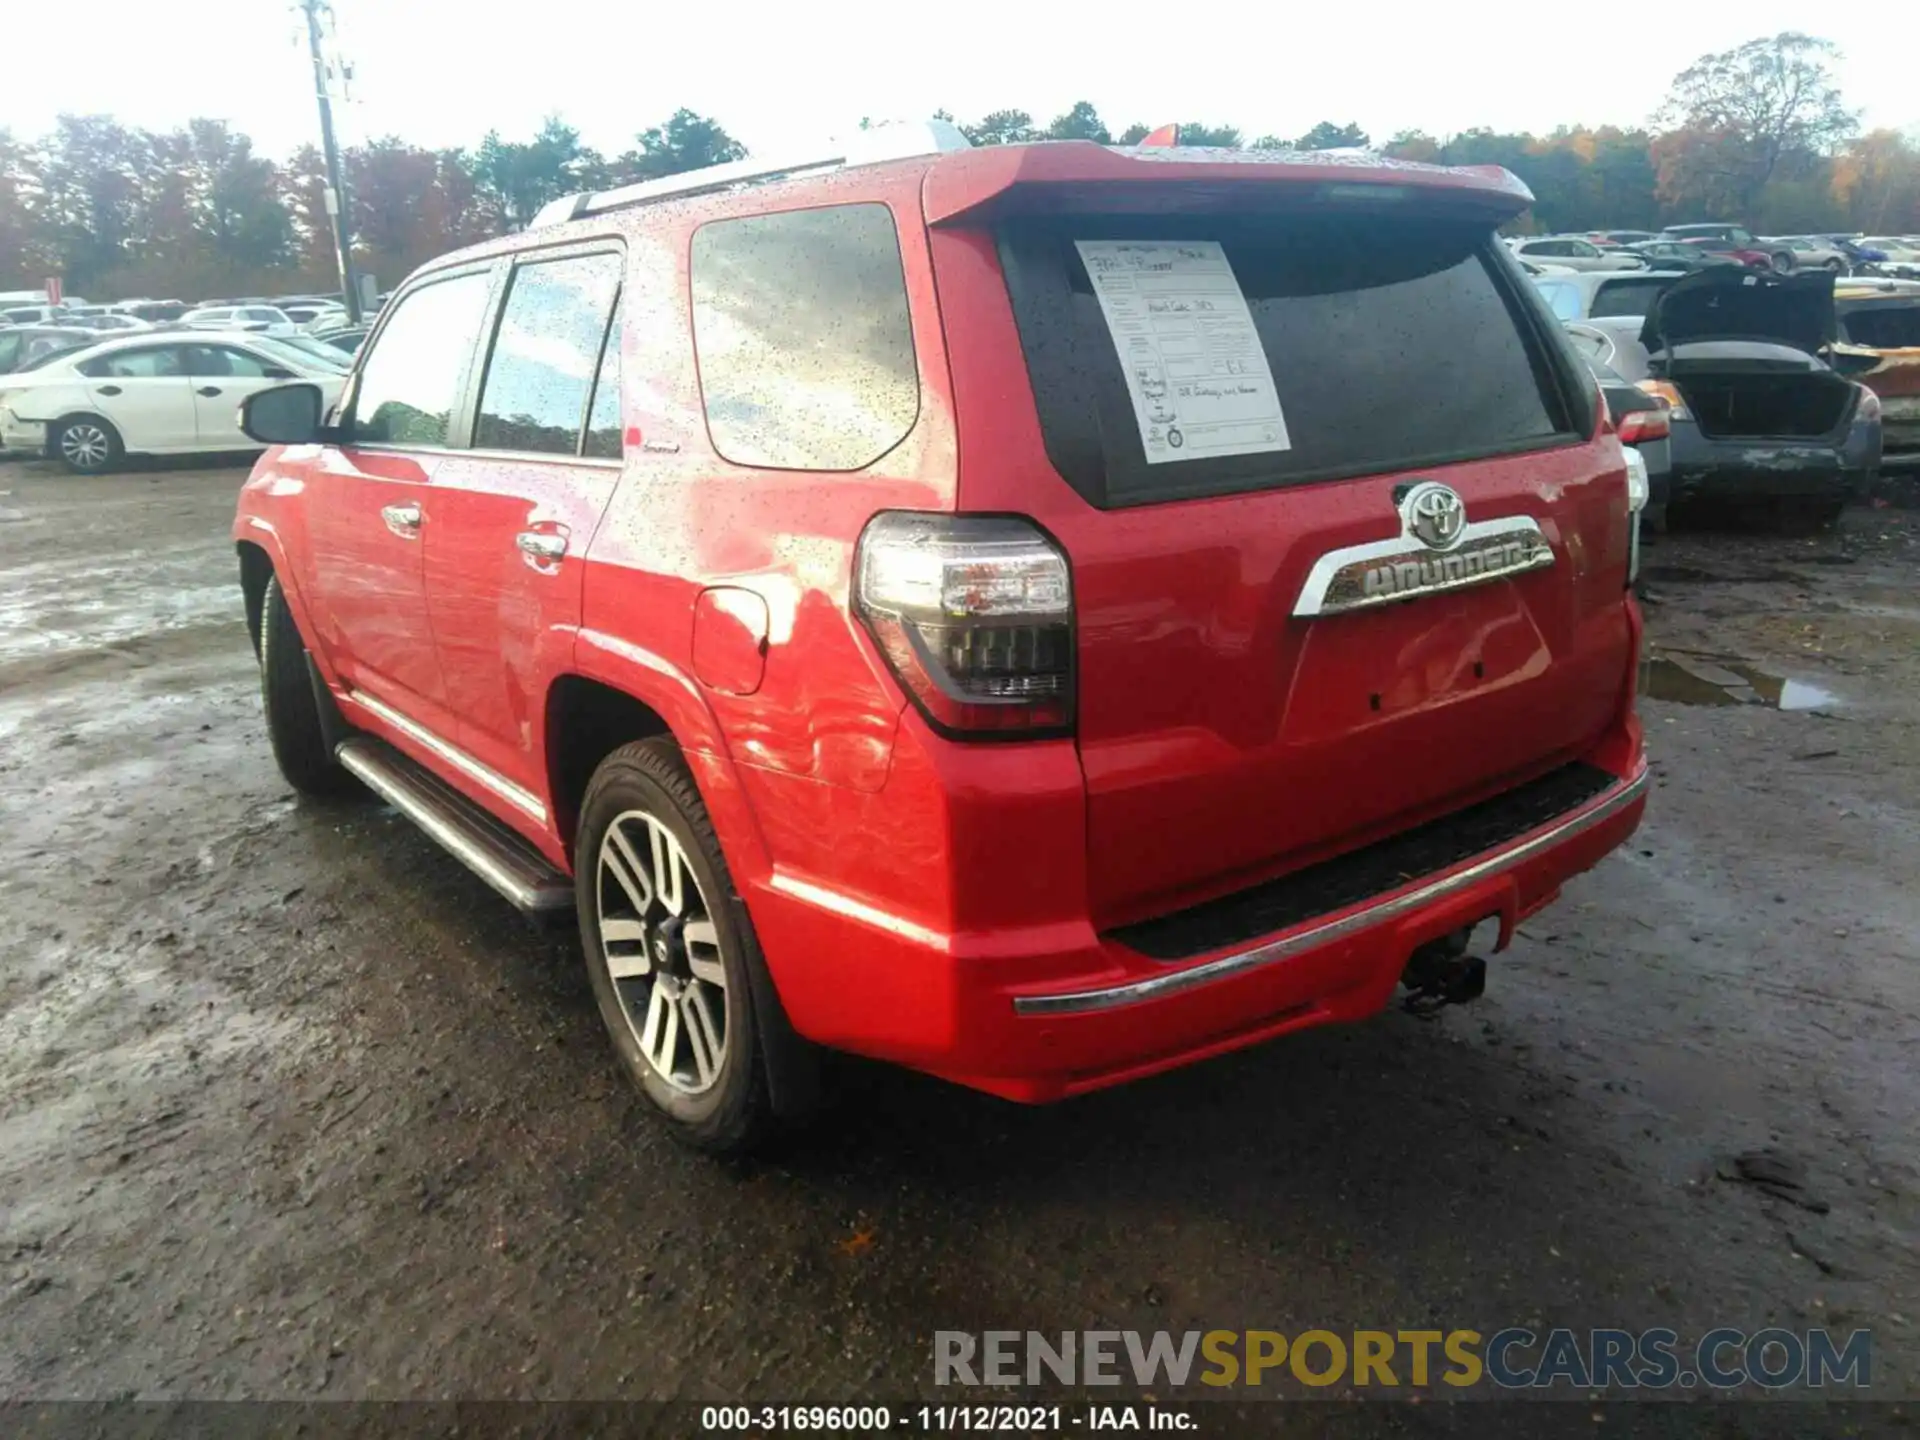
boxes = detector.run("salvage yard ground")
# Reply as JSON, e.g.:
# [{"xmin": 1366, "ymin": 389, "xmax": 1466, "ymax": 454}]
[{"xmin": 1, "ymin": 458, "xmax": 1917, "ymax": 1417}]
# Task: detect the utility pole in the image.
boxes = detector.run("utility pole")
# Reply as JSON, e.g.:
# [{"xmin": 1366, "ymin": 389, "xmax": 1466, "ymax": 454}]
[{"xmin": 300, "ymin": 0, "xmax": 361, "ymax": 321}]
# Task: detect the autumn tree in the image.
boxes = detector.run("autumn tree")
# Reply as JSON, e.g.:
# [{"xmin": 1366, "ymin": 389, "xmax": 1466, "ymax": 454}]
[
  {"xmin": 1383, "ymin": 130, "xmax": 1443, "ymax": 164},
  {"xmin": 1045, "ymin": 102, "xmax": 1110, "ymax": 144},
  {"xmin": 475, "ymin": 117, "xmax": 605, "ymax": 230},
  {"xmin": 1168, "ymin": 123, "xmax": 1242, "ymax": 148},
  {"xmin": 1653, "ymin": 32, "xmax": 1856, "ymax": 216},
  {"xmin": 1293, "ymin": 121, "xmax": 1370, "ymax": 151},
  {"xmin": 1831, "ymin": 130, "xmax": 1920, "ymax": 234},
  {"xmin": 615, "ymin": 109, "xmax": 746, "ymax": 182},
  {"xmin": 958, "ymin": 110, "xmax": 1042, "ymax": 146}
]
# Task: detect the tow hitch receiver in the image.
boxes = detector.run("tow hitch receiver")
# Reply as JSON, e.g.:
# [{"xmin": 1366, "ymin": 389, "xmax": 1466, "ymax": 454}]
[{"xmin": 1401, "ymin": 928, "xmax": 1488, "ymax": 1016}]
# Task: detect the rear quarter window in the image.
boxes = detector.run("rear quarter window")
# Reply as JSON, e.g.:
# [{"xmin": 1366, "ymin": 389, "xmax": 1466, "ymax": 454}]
[
  {"xmin": 690, "ymin": 203, "xmax": 919, "ymax": 471},
  {"xmin": 998, "ymin": 213, "xmax": 1585, "ymax": 507}
]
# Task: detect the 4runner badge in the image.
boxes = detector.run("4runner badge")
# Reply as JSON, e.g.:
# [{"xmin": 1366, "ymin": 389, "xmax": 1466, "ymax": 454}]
[{"xmin": 1292, "ymin": 482, "xmax": 1556, "ymax": 618}]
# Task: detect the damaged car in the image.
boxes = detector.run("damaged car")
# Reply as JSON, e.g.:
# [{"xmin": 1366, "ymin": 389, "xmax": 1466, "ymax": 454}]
[
  {"xmin": 1832, "ymin": 278, "xmax": 1920, "ymax": 467},
  {"xmin": 1566, "ymin": 269, "xmax": 1881, "ymax": 528}
]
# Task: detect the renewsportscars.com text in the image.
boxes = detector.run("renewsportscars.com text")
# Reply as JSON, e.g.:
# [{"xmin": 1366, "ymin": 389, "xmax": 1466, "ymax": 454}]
[{"xmin": 934, "ymin": 1328, "xmax": 1871, "ymax": 1391}]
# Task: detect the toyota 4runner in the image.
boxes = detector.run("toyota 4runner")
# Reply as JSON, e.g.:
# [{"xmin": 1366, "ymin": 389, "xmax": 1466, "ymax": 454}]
[{"xmin": 234, "ymin": 124, "xmax": 1649, "ymax": 1152}]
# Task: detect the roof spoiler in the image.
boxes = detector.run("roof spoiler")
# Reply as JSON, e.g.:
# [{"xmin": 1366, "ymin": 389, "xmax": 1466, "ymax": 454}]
[{"xmin": 920, "ymin": 142, "xmax": 1533, "ymax": 226}]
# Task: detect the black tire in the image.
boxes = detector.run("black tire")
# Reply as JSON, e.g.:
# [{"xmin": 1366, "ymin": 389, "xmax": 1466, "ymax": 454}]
[
  {"xmin": 259, "ymin": 575, "xmax": 356, "ymax": 796},
  {"xmin": 576, "ymin": 738, "xmax": 775, "ymax": 1154},
  {"xmin": 53, "ymin": 415, "xmax": 123, "ymax": 475},
  {"xmin": 1772, "ymin": 251, "xmax": 1794, "ymax": 274}
]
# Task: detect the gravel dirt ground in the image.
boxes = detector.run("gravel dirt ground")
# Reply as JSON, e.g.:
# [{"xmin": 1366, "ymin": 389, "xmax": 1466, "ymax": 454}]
[{"xmin": 1, "ymin": 457, "xmax": 1917, "ymax": 1425}]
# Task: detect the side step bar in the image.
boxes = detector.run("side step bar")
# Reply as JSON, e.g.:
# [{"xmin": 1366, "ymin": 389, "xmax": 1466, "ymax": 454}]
[{"xmin": 336, "ymin": 737, "xmax": 574, "ymax": 914}]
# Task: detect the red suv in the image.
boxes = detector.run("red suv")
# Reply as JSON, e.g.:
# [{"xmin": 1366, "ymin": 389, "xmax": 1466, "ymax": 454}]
[{"xmin": 234, "ymin": 126, "xmax": 1649, "ymax": 1152}]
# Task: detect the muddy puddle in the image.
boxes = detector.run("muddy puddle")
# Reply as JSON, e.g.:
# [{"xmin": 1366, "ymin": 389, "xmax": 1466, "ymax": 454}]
[{"xmin": 1641, "ymin": 652, "xmax": 1843, "ymax": 711}]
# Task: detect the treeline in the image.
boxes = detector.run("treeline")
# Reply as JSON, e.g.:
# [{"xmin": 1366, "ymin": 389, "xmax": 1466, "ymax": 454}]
[{"xmin": 2, "ymin": 32, "xmax": 1915, "ymax": 302}]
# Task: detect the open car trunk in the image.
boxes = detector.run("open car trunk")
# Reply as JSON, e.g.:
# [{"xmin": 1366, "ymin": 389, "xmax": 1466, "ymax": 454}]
[
  {"xmin": 1644, "ymin": 269, "xmax": 1857, "ymax": 443},
  {"xmin": 1666, "ymin": 352, "xmax": 1856, "ymax": 440},
  {"xmin": 935, "ymin": 162, "xmax": 1636, "ymax": 933}
]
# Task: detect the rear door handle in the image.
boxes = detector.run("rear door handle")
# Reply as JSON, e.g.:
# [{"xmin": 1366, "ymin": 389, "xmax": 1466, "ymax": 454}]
[
  {"xmin": 197, "ymin": 386, "xmax": 223, "ymax": 397},
  {"xmin": 516, "ymin": 531, "xmax": 568, "ymax": 565},
  {"xmin": 382, "ymin": 502, "xmax": 423, "ymax": 537},
  {"xmin": 96, "ymin": 384, "xmax": 123, "ymax": 396}
]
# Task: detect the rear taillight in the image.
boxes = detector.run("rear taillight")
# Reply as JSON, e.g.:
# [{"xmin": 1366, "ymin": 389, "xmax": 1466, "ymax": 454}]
[
  {"xmin": 1635, "ymin": 379, "xmax": 1690, "ymax": 421},
  {"xmin": 1855, "ymin": 387, "xmax": 1882, "ymax": 422},
  {"xmin": 854, "ymin": 512, "xmax": 1073, "ymax": 738},
  {"xmin": 1616, "ymin": 408, "xmax": 1670, "ymax": 446}
]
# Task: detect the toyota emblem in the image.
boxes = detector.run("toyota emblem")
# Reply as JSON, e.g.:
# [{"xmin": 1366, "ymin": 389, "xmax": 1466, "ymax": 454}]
[{"xmin": 1400, "ymin": 481, "xmax": 1467, "ymax": 551}]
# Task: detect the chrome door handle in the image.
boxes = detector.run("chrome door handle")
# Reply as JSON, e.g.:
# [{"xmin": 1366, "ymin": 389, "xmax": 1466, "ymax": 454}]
[
  {"xmin": 516, "ymin": 531, "xmax": 568, "ymax": 563},
  {"xmin": 381, "ymin": 502, "xmax": 422, "ymax": 537}
]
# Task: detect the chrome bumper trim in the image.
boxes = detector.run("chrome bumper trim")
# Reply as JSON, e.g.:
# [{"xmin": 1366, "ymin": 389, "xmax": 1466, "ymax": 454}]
[{"xmin": 1012, "ymin": 768, "xmax": 1649, "ymax": 1018}]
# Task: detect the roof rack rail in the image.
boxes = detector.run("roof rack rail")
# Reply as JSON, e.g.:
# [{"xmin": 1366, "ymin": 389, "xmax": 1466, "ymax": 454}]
[{"xmin": 530, "ymin": 119, "xmax": 973, "ymax": 228}]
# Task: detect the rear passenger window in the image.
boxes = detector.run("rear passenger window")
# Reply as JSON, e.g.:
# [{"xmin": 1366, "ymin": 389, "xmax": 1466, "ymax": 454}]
[
  {"xmin": 78, "ymin": 346, "xmax": 185, "ymax": 378},
  {"xmin": 187, "ymin": 346, "xmax": 272, "ymax": 378},
  {"xmin": 583, "ymin": 298, "xmax": 624, "ymax": 459},
  {"xmin": 353, "ymin": 270, "xmax": 493, "ymax": 447},
  {"xmin": 691, "ymin": 203, "xmax": 919, "ymax": 470},
  {"xmin": 999, "ymin": 214, "xmax": 1578, "ymax": 508},
  {"xmin": 475, "ymin": 252, "xmax": 622, "ymax": 456}
]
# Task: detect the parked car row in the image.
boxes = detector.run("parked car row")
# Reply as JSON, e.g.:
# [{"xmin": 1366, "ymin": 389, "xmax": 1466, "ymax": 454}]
[
  {"xmin": 1563, "ymin": 224, "xmax": 1920, "ymax": 279},
  {"xmin": 0, "ymin": 329, "xmax": 349, "ymax": 472}
]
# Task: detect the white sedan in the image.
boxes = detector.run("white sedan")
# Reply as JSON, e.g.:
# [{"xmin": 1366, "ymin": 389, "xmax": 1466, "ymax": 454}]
[
  {"xmin": 1506, "ymin": 236, "xmax": 1648, "ymax": 272},
  {"xmin": 0, "ymin": 331, "xmax": 347, "ymax": 473}
]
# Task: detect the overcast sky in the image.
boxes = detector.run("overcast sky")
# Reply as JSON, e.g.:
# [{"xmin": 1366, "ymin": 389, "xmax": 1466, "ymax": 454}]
[{"xmin": 11, "ymin": 2, "xmax": 1916, "ymax": 161}]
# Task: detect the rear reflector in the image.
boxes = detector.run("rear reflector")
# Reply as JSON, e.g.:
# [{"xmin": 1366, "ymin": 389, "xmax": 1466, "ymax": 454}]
[{"xmin": 855, "ymin": 512, "xmax": 1074, "ymax": 738}]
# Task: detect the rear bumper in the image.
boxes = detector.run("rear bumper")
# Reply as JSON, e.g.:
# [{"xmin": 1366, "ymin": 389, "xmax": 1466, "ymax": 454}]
[
  {"xmin": 745, "ymin": 753, "xmax": 1648, "ymax": 1103},
  {"xmin": 1879, "ymin": 396, "xmax": 1920, "ymax": 456},
  {"xmin": 0, "ymin": 412, "xmax": 45, "ymax": 455},
  {"xmin": 1669, "ymin": 416, "xmax": 1879, "ymax": 501}
]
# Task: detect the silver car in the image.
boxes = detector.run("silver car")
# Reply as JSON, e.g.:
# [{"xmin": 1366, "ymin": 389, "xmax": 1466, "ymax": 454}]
[{"xmin": 1768, "ymin": 236, "xmax": 1852, "ymax": 274}]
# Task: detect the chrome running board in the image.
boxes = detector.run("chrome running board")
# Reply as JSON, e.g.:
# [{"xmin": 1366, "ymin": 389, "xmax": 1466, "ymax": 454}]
[{"xmin": 336, "ymin": 737, "xmax": 574, "ymax": 914}]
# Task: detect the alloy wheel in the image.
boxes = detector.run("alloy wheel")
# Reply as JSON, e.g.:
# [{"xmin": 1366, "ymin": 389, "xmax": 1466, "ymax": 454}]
[
  {"xmin": 594, "ymin": 809, "xmax": 729, "ymax": 1093},
  {"xmin": 60, "ymin": 422, "xmax": 111, "ymax": 470}
]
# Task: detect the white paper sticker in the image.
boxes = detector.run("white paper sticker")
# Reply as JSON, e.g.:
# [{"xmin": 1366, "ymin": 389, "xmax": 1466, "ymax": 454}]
[{"xmin": 1074, "ymin": 240, "xmax": 1291, "ymax": 465}]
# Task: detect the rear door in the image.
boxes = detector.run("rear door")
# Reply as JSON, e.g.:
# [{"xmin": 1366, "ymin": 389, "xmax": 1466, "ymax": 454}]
[
  {"xmin": 421, "ymin": 247, "xmax": 625, "ymax": 798},
  {"xmin": 182, "ymin": 343, "xmax": 294, "ymax": 447},
  {"xmin": 74, "ymin": 344, "xmax": 196, "ymax": 449},
  {"xmin": 943, "ymin": 204, "xmax": 1633, "ymax": 925}
]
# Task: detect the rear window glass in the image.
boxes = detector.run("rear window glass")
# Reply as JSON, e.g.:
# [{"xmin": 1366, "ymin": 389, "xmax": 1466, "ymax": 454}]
[
  {"xmin": 998, "ymin": 214, "xmax": 1581, "ymax": 508},
  {"xmin": 691, "ymin": 203, "xmax": 919, "ymax": 471},
  {"xmin": 1589, "ymin": 277, "xmax": 1674, "ymax": 319},
  {"xmin": 1841, "ymin": 304, "xmax": 1920, "ymax": 349}
]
